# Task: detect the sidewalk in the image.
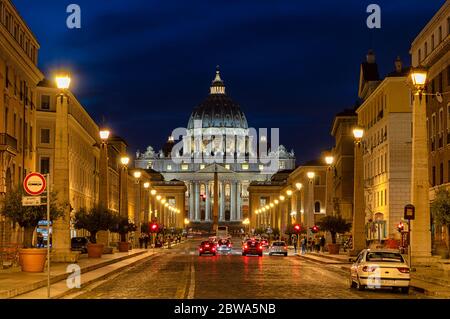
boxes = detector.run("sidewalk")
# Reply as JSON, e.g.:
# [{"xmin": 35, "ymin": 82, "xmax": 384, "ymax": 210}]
[
  {"xmin": 297, "ymin": 251, "xmax": 450, "ymax": 298},
  {"xmin": 3, "ymin": 239, "xmax": 188, "ymax": 299}
]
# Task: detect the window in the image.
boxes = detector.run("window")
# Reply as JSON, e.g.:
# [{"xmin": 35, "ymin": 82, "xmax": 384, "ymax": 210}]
[
  {"xmin": 40, "ymin": 128, "xmax": 50, "ymax": 144},
  {"xmin": 432, "ymin": 113, "xmax": 436, "ymax": 137},
  {"xmin": 259, "ymin": 165, "xmax": 264, "ymax": 170},
  {"xmin": 314, "ymin": 175, "xmax": 320, "ymax": 186},
  {"xmin": 241, "ymin": 163, "xmax": 249, "ymax": 170},
  {"xmin": 40, "ymin": 157, "xmax": 50, "ymax": 174},
  {"xmin": 418, "ymin": 49, "xmax": 421, "ymax": 63},
  {"xmin": 225, "ymin": 164, "xmax": 230, "ymax": 170},
  {"xmin": 200, "ymin": 164, "xmax": 205, "ymax": 170},
  {"xmin": 448, "ymin": 17, "xmax": 450, "ymax": 36},
  {"xmin": 166, "ymin": 164, "xmax": 172, "ymax": 171},
  {"xmin": 41, "ymin": 95, "xmax": 50, "ymax": 110},
  {"xmin": 440, "ymin": 162, "xmax": 444, "ymax": 185},
  {"xmin": 439, "ymin": 26, "xmax": 443, "ymax": 43},
  {"xmin": 439, "ymin": 73, "xmax": 443, "ymax": 93},
  {"xmin": 181, "ymin": 164, "xmax": 189, "ymax": 171},
  {"xmin": 448, "ymin": 65, "xmax": 450, "ymax": 86},
  {"xmin": 314, "ymin": 201, "xmax": 321, "ymax": 213},
  {"xmin": 448, "ymin": 160, "xmax": 450, "ymax": 183},
  {"xmin": 4, "ymin": 107, "xmax": 8, "ymax": 132},
  {"xmin": 432, "ymin": 34, "xmax": 435, "ymax": 50},
  {"xmin": 424, "ymin": 42, "xmax": 428, "ymax": 57}
]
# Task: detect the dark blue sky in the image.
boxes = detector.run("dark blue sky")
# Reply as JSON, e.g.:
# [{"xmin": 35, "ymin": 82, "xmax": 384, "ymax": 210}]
[{"xmin": 14, "ymin": 0, "xmax": 444, "ymax": 163}]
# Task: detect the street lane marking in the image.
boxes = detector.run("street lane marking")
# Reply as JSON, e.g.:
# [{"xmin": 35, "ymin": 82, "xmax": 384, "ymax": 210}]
[
  {"xmin": 175, "ymin": 263, "xmax": 190, "ymax": 299},
  {"xmin": 187, "ymin": 264, "xmax": 195, "ymax": 299}
]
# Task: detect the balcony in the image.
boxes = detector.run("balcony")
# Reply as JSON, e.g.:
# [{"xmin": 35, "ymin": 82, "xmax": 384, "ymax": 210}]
[{"xmin": 0, "ymin": 133, "xmax": 18, "ymax": 154}]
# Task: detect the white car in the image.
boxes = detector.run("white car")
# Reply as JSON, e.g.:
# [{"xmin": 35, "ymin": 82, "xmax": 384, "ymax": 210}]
[
  {"xmin": 268, "ymin": 241, "xmax": 288, "ymax": 256},
  {"xmin": 349, "ymin": 249, "xmax": 410, "ymax": 293}
]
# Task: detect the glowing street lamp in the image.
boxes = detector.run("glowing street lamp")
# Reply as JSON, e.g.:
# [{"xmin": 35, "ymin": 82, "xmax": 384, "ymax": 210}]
[
  {"xmin": 269, "ymin": 203, "xmax": 274, "ymax": 208},
  {"xmin": 286, "ymin": 189, "xmax": 293, "ymax": 196},
  {"xmin": 410, "ymin": 66, "xmax": 428, "ymax": 89},
  {"xmin": 295, "ymin": 182, "xmax": 303, "ymax": 190},
  {"xmin": 133, "ymin": 171, "xmax": 142, "ymax": 179},
  {"xmin": 307, "ymin": 172, "xmax": 315, "ymax": 180},
  {"xmin": 156, "ymin": 195, "xmax": 162, "ymax": 201},
  {"xmin": 274, "ymin": 199, "xmax": 279, "ymax": 205},
  {"xmin": 352, "ymin": 127, "xmax": 364, "ymax": 141},
  {"xmin": 55, "ymin": 74, "xmax": 71, "ymax": 89},
  {"xmin": 325, "ymin": 156, "xmax": 334, "ymax": 166},
  {"xmin": 143, "ymin": 182, "xmax": 150, "ymax": 189},
  {"xmin": 279, "ymin": 195, "xmax": 285, "ymax": 201},
  {"xmin": 150, "ymin": 189, "xmax": 157, "ymax": 196},
  {"xmin": 120, "ymin": 156, "xmax": 130, "ymax": 166},
  {"xmin": 99, "ymin": 129, "xmax": 110, "ymax": 141}
]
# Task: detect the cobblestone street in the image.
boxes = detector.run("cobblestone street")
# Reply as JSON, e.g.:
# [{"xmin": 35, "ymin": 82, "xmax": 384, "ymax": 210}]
[{"xmin": 70, "ymin": 239, "xmax": 431, "ymax": 299}]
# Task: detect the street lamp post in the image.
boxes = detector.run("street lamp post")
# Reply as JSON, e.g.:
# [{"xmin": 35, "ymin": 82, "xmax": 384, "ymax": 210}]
[
  {"xmin": 306, "ymin": 171, "xmax": 315, "ymax": 236},
  {"xmin": 52, "ymin": 73, "xmax": 79, "ymax": 263},
  {"xmin": 119, "ymin": 156, "xmax": 129, "ymax": 218},
  {"xmin": 98, "ymin": 129, "xmax": 110, "ymax": 248},
  {"xmin": 409, "ymin": 67, "xmax": 432, "ymax": 262},
  {"xmin": 133, "ymin": 170, "xmax": 142, "ymax": 247},
  {"xmin": 350, "ymin": 126, "xmax": 366, "ymax": 256},
  {"xmin": 324, "ymin": 155, "xmax": 334, "ymax": 216}
]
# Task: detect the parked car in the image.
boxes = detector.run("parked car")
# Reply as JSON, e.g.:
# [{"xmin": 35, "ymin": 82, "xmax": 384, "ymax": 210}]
[
  {"xmin": 268, "ymin": 241, "xmax": 288, "ymax": 256},
  {"xmin": 199, "ymin": 241, "xmax": 216, "ymax": 256},
  {"xmin": 349, "ymin": 249, "xmax": 410, "ymax": 293},
  {"xmin": 71, "ymin": 237, "xmax": 89, "ymax": 253},
  {"xmin": 242, "ymin": 239, "xmax": 263, "ymax": 257}
]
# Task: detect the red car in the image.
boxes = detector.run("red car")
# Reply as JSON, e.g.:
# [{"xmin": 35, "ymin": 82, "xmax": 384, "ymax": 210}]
[
  {"xmin": 199, "ymin": 241, "xmax": 216, "ymax": 256},
  {"xmin": 242, "ymin": 240, "xmax": 263, "ymax": 257}
]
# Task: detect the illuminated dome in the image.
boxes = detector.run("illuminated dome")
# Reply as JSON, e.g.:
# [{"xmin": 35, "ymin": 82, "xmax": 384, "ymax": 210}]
[{"xmin": 187, "ymin": 67, "xmax": 248, "ymax": 130}]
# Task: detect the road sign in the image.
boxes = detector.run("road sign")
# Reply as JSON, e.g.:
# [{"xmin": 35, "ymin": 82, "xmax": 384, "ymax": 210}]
[
  {"xmin": 23, "ymin": 172, "xmax": 47, "ymax": 196},
  {"xmin": 22, "ymin": 196, "xmax": 41, "ymax": 206},
  {"xmin": 404, "ymin": 204, "xmax": 415, "ymax": 220}
]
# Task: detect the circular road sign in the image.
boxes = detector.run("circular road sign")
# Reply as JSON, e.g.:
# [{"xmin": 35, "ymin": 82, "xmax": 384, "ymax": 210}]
[{"xmin": 23, "ymin": 172, "xmax": 47, "ymax": 196}]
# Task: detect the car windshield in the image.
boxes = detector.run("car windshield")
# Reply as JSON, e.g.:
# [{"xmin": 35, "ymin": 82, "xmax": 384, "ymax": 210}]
[
  {"xmin": 272, "ymin": 242, "xmax": 285, "ymax": 246},
  {"xmin": 247, "ymin": 241, "xmax": 257, "ymax": 245},
  {"xmin": 366, "ymin": 252, "xmax": 404, "ymax": 263}
]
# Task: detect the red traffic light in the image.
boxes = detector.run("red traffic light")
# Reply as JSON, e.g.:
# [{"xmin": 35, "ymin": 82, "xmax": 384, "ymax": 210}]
[
  {"xmin": 150, "ymin": 223, "xmax": 158, "ymax": 233},
  {"xmin": 397, "ymin": 222, "xmax": 404, "ymax": 232},
  {"xmin": 294, "ymin": 224, "xmax": 301, "ymax": 233},
  {"xmin": 311, "ymin": 225, "xmax": 319, "ymax": 233}
]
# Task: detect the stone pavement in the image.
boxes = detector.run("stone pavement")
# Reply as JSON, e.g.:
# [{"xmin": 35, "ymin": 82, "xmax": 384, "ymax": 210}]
[{"xmin": 297, "ymin": 251, "xmax": 450, "ymax": 298}]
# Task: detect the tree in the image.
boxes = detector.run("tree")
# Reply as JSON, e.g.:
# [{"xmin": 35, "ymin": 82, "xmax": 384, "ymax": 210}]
[
  {"xmin": 73, "ymin": 206, "xmax": 115, "ymax": 243},
  {"xmin": 0, "ymin": 189, "xmax": 64, "ymax": 248},
  {"xmin": 431, "ymin": 187, "xmax": 450, "ymax": 255},
  {"xmin": 110, "ymin": 215, "xmax": 136, "ymax": 242},
  {"xmin": 318, "ymin": 215, "xmax": 352, "ymax": 244}
]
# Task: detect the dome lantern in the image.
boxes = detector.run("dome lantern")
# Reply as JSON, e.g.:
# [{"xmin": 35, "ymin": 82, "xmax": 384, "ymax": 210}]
[{"xmin": 210, "ymin": 65, "xmax": 225, "ymax": 95}]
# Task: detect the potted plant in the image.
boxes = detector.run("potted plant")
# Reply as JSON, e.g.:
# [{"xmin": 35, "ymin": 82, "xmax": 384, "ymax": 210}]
[
  {"xmin": 73, "ymin": 206, "xmax": 115, "ymax": 258},
  {"xmin": 0, "ymin": 189, "xmax": 63, "ymax": 272},
  {"xmin": 318, "ymin": 215, "xmax": 352, "ymax": 254},
  {"xmin": 111, "ymin": 216, "xmax": 136, "ymax": 252},
  {"xmin": 431, "ymin": 187, "xmax": 450, "ymax": 259}
]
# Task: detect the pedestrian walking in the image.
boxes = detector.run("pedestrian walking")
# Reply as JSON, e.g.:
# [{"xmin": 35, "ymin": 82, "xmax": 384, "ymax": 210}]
[
  {"xmin": 307, "ymin": 237, "xmax": 313, "ymax": 252},
  {"xmin": 143, "ymin": 233, "xmax": 149, "ymax": 249},
  {"xmin": 292, "ymin": 235, "xmax": 298, "ymax": 254},
  {"xmin": 314, "ymin": 236, "xmax": 320, "ymax": 252},
  {"xmin": 320, "ymin": 235, "xmax": 326, "ymax": 253},
  {"xmin": 301, "ymin": 236, "xmax": 307, "ymax": 255},
  {"xmin": 139, "ymin": 233, "xmax": 145, "ymax": 248}
]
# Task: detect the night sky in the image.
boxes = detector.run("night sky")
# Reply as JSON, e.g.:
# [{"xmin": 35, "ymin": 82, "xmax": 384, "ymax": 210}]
[{"xmin": 14, "ymin": 0, "xmax": 444, "ymax": 164}]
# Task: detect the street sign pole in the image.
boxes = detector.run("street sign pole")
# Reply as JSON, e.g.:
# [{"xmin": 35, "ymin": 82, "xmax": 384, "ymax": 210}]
[
  {"xmin": 408, "ymin": 219, "xmax": 411, "ymax": 270},
  {"xmin": 46, "ymin": 173, "xmax": 50, "ymax": 299}
]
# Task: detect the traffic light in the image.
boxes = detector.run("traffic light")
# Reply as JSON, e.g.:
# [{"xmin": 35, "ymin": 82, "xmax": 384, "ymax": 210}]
[
  {"xmin": 294, "ymin": 224, "xmax": 301, "ymax": 233},
  {"xmin": 201, "ymin": 194, "xmax": 206, "ymax": 202},
  {"xmin": 397, "ymin": 222, "xmax": 404, "ymax": 232},
  {"xmin": 150, "ymin": 222, "xmax": 159, "ymax": 233},
  {"xmin": 311, "ymin": 225, "xmax": 319, "ymax": 233}
]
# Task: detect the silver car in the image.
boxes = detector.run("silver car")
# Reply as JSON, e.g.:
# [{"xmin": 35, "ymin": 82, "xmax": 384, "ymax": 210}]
[
  {"xmin": 268, "ymin": 241, "xmax": 288, "ymax": 256},
  {"xmin": 216, "ymin": 239, "xmax": 232, "ymax": 254}
]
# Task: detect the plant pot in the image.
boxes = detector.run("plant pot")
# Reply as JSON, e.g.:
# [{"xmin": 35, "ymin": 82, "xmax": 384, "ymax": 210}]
[
  {"xmin": 328, "ymin": 243, "xmax": 341, "ymax": 255},
  {"xmin": 118, "ymin": 242, "xmax": 129, "ymax": 252},
  {"xmin": 18, "ymin": 248, "xmax": 47, "ymax": 273},
  {"xmin": 87, "ymin": 243, "xmax": 104, "ymax": 258}
]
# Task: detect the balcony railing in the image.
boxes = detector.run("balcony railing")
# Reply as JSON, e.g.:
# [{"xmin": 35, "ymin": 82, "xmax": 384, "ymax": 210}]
[{"xmin": 0, "ymin": 133, "xmax": 18, "ymax": 151}]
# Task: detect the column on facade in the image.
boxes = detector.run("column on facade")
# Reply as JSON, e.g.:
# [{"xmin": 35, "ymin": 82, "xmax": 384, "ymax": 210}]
[
  {"xmin": 307, "ymin": 180, "xmax": 315, "ymax": 232},
  {"xmin": 230, "ymin": 181, "xmax": 237, "ymax": 221},
  {"xmin": 205, "ymin": 182, "xmax": 211, "ymax": 221},
  {"xmin": 219, "ymin": 181, "xmax": 225, "ymax": 221},
  {"xmin": 189, "ymin": 181, "xmax": 194, "ymax": 221},
  {"xmin": 194, "ymin": 181, "xmax": 200, "ymax": 221},
  {"xmin": 236, "ymin": 182, "xmax": 242, "ymax": 220}
]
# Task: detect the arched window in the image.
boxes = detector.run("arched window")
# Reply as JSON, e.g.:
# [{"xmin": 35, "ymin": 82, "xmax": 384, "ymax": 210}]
[{"xmin": 314, "ymin": 201, "xmax": 321, "ymax": 213}]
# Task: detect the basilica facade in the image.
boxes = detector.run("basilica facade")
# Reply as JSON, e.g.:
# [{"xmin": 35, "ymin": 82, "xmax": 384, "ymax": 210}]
[{"xmin": 135, "ymin": 68, "xmax": 295, "ymax": 229}]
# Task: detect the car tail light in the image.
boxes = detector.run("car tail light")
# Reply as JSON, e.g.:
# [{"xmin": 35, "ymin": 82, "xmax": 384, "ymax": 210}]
[
  {"xmin": 244, "ymin": 245, "xmax": 248, "ymax": 249},
  {"xmin": 362, "ymin": 266, "xmax": 378, "ymax": 272},
  {"xmin": 199, "ymin": 248, "xmax": 203, "ymax": 251},
  {"xmin": 258, "ymin": 245, "xmax": 263, "ymax": 250},
  {"xmin": 212, "ymin": 247, "xmax": 216, "ymax": 251},
  {"xmin": 205, "ymin": 244, "xmax": 209, "ymax": 248},
  {"xmin": 228, "ymin": 244, "xmax": 231, "ymax": 248},
  {"xmin": 283, "ymin": 246, "xmax": 287, "ymax": 250},
  {"xmin": 398, "ymin": 267, "xmax": 410, "ymax": 273}
]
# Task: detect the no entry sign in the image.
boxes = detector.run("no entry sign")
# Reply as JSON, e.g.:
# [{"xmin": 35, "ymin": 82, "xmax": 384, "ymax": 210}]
[{"xmin": 23, "ymin": 172, "xmax": 47, "ymax": 196}]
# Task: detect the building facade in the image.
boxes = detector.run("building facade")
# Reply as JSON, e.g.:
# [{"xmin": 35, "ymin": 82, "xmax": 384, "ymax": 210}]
[
  {"xmin": 330, "ymin": 109, "xmax": 357, "ymax": 222},
  {"xmin": 356, "ymin": 57, "xmax": 413, "ymax": 243},
  {"xmin": 410, "ymin": 0, "xmax": 450, "ymax": 253},
  {"xmin": 135, "ymin": 69, "xmax": 296, "ymax": 230},
  {"xmin": 0, "ymin": 0, "xmax": 43, "ymax": 244}
]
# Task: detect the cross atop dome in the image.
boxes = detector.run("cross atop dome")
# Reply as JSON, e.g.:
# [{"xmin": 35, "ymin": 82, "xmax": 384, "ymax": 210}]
[{"xmin": 210, "ymin": 65, "xmax": 225, "ymax": 95}]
